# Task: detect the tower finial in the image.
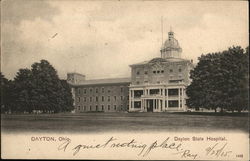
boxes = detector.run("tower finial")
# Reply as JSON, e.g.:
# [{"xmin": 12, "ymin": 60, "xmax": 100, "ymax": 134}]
[{"xmin": 161, "ymin": 16, "xmax": 163, "ymax": 46}]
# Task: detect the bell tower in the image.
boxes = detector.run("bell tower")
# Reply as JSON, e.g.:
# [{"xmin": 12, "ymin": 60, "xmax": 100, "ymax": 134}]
[{"xmin": 160, "ymin": 29, "xmax": 182, "ymax": 59}]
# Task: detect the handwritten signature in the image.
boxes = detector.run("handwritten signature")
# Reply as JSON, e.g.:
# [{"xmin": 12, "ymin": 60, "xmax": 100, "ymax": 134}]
[
  {"xmin": 57, "ymin": 137, "xmax": 198, "ymax": 159},
  {"xmin": 205, "ymin": 142, "xmax": 232, "ymax": 158}
]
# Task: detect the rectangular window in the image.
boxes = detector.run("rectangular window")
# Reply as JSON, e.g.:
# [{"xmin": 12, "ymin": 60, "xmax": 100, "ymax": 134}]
[
  {"xmin": 84, "ymin": 88, "xmax": 86, "ymax": 94},
  {"xmin": 108, "ymin": 105, "xmax": 110, "ymax": 110},
  {"xmin": 90, "ymin": 105, "xmax": 92, "ymax": 111},
  {"xmin": 149, "ymin": 89, "xmax": 160, "ymax": 95},
  {"xmin": 108, "ymin": 96, "xmax": 110, "ymax": 102},
  {"xmin": 78, "ymin": 88, "xmax": 81, "ymax": 95},
  {"xmin": 108, "ymin": 89, "xmax": 111, "ymax": 93},
  {"xmin": 134, "ymin": 90, "xmax": 143, "ymax": 97},
  {"xmin": 144, "ymin": 71, "xmax": 148, "ymax": 74},
  {"xmin": 168, "ymin": 89, "xmax": 179, "ymax": 96},
  {"xmin": 121, "ymin": 87, "xmax": 123, "ymax": 92},
  {"xmin": 153, "ymin": 71, "xmax": 156, "ymax": 74},
  {"xmin": 102, "ymin": 87, "xmax": 104, "ymax": 93},
  {"xmin": 90, "ymin": 97, "xmax": 92, "ymax": 102},
  {"xmin": 168, "ymin": 100, "xmax": 179, "ymax": 108},
  {"xmin": 78, "ymin": 106, "xmax": 80, "ymax": 110},
  {"xmin": 96, "ymin": 88, "xmax": 98, "ymax": 93},
  {"xmin": 78, "ymin": 97, "xmax": 81, "ymax": 102},
  {"xmin": 84, "ymin": 106, "xmax": 86, "ymax": 111},
  {"xmin": 179, "ymin": 68, "xmax": 182, "ymax": 72},
  {"xmin": 84, "ymin": 97, "xmax": 86, "ymax": 102},
  {"xmin": 102, "ymin": 96, "xmax": 104, "ymax": 101},
  {"xmin": 114, "ymin": 96, "xmax": 116, "ymax": 101},
  {"xmin": 90, "ymin": 88, "xmax": 92, "ymax": 93},
  {"xmin": 161, "ymin": 70, "xmax": 164, "ymax": 73},
  {"xmin": 121, "ymin": 96, "xmax": 123, "ymax": 100},
  {"xmin": 134, "ymin": 101, "xmax": 141, "ymax": 108},
  {"xmin": 102, "ymin": 105, "xmax": 104, "ymax": 111},
  {"xmin": 96, "ymin": 96, "xmax": 98, "ymax": 102},
  {"xmin": 170, "ymin": 69, "xmax": 173, "ymax": 73},
  {"xmin": 96, "ymin": 105, "xmax": 98, "ymax": 111},
  {"xmin": 137, "ymin": 71, "xmax": 140, "ymax": 75},
  {"xmin": 114, "ymin": 105, "xmax": 116, "ymax": 110}
]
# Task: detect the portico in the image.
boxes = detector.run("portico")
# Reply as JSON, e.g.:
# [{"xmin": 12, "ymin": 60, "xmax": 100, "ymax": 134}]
[{"xmin": 129, "ymin": 84, "xmax": 186, "ymax": 112}]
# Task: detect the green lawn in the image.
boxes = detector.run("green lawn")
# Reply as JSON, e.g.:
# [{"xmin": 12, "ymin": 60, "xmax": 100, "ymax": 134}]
[{"xmin": 1, "ymin": 112, "xmax": 248, "ymax": 133}]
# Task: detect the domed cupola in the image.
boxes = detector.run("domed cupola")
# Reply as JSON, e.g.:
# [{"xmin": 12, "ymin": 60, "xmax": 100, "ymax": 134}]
[{"xmin": 160, "ymin": 30, "xmax": 182, "ymax": 59}]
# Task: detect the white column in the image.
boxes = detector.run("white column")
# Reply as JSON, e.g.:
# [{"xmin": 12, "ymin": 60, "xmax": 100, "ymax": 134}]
[
  {"xmin": 129, "ymin": 90, "xmax": 132, "ymax": 111},
  {"xmin": 153, "ymin": 99, "xmax": 155, "ymax": 111},
  {"xmin": 182, "ymin": 87, "xmax": 184, "ymax": 109},
  {"xmin": 178, "ymin": 88, "xmax": 181, "ymax": 109},
  {"xmin": 141, "ymin": 99, "xmax": 143, "ymax": 111},
  {"xmin": 166, "ymin": 88, "xmax": 168, "ymax": 109},
  {"xmin": 156, "ymin": 99, "xmax": 159, "ymax": 111},
  {"xmin": 162, "ymin": 88, "xmax": 165, "ymax": 111}
]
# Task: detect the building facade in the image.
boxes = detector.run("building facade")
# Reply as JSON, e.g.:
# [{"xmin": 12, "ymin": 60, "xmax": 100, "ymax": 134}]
[
  {"xmin": 128, "ymin": 30, "xmax": 194, "ymax": 112},
  {"xmin": 68, "ymin": 30, "xmax": 193, "ymax": 113},
  {"xmin": 67, "ymin": 74, "xmax": 130, "ymax": 113}
]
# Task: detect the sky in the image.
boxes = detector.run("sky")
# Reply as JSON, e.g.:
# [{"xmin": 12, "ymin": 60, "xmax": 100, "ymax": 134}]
[{"xmin": 1, "ymin": 0, "xmax": 249, "ymax": 80}]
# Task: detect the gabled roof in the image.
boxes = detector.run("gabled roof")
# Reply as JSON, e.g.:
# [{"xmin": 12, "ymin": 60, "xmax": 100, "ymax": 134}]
[{"xmin": 130, "ymin": 57, "xmax": 190, "ymax": 67}]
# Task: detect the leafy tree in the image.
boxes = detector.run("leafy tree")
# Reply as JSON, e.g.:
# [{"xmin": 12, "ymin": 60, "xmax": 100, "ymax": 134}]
[
  {"xmin": 30, "ymin": 59, "xmax": 71, "ymax": 113},
  {"xmin": 60, "ymin": 80, "xmax": 74, "ymax": 112},
  {"xmin": 5, "ymin": 59, "xmax": 74, "ymax": 113},
  {"xmin": 13, "ymin": 69, "xmax": 34, "ymax": 113},
  {"xmin": 0, "ymin": 73, "xmax": 13, "ymax": 113},
  {"xmin": 187, "ymin": 46, "xmax": 249, "ymax": 113}
]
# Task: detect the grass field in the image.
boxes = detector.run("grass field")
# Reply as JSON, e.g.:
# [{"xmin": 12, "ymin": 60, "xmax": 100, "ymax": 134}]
[{"xmin": 1, "ymin": 112, "xmax": 249, "ymax": 133}]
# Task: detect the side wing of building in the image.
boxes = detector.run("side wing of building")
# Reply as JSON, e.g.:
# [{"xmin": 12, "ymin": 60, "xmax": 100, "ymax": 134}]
[{"xmin": 67, "ymin": 74, "xmax": 131, "ymax": 113}]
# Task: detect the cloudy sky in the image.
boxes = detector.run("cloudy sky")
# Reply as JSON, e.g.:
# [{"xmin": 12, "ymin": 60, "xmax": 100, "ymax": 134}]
[{"xmin": 1, "ymin": 0, "xmax": 248, "ymax": 80}]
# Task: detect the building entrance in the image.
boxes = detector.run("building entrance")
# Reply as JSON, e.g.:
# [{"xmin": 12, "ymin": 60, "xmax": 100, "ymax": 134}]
[{"xmin": 147, "ymin": 100, "xmax": 153, "ymax": 112}]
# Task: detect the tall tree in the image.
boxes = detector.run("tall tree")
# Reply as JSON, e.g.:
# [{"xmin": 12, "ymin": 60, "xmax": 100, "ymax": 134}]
[
  {"xmin": 60, "ymin": 80, "xmax": 74, "ymax": 112},
  {"xmin": 13, "ymin": 68, "xmax": 34, "ymax": 113},
  {"xmin": 187, "ymin": 46, "xmax": 249, "ymax": 113},
  {"xmin": 0, "ymin": 73, "xmax": 13, "ymax": 113},
  {"xmin": 9, "ymin": 59, "xmax": 74, "ymax": 113}
]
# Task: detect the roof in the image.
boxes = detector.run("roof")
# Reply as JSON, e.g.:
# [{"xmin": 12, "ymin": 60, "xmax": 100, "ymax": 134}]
[
  {"xmin": 130, "ymin": 57, "xmax": 190, "ymax": 66},
  {"xmin": 70, "ymin": 77, "xmax": 131, "ymax": 86},
  {"xmin": 67, "ymin": 72, "xmax": 85, "ymax": 76}
]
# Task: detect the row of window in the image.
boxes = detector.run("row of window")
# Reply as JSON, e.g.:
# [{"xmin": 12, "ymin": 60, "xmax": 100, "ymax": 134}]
[
  {"xmin": 77, "ymin": 96, "xmax": 126, "ymax": 102},
  {"xmin": 77, "ymin": 87, "xmax": 124, "ymax": 95},
  {"xmin": 133, "ymin": 100, "xmax": 182, "ymax": 108},
  {"xmin": 77, "ymin": 104, "xmax": 128, "ymax": 111},
  {"xmin": 136, "ymin": 69, "xmax": 182, "ymax": 75},
  {"xmin": 135, "ymin": 75, "xmax": 183, "ymax": 85},
  {"xmin": 133, "ymin": 88, "xmax": 182, "ymax": 97}
]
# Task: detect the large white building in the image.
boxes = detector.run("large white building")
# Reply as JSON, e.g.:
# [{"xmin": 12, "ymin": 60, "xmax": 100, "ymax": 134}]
[
  {"xmin": 129, "ymin": 30, "xmax": 194, "ymax": 112},
  {"xmin": 68, "ymin": 30, "xmax": 193, "ymax": 112}
]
